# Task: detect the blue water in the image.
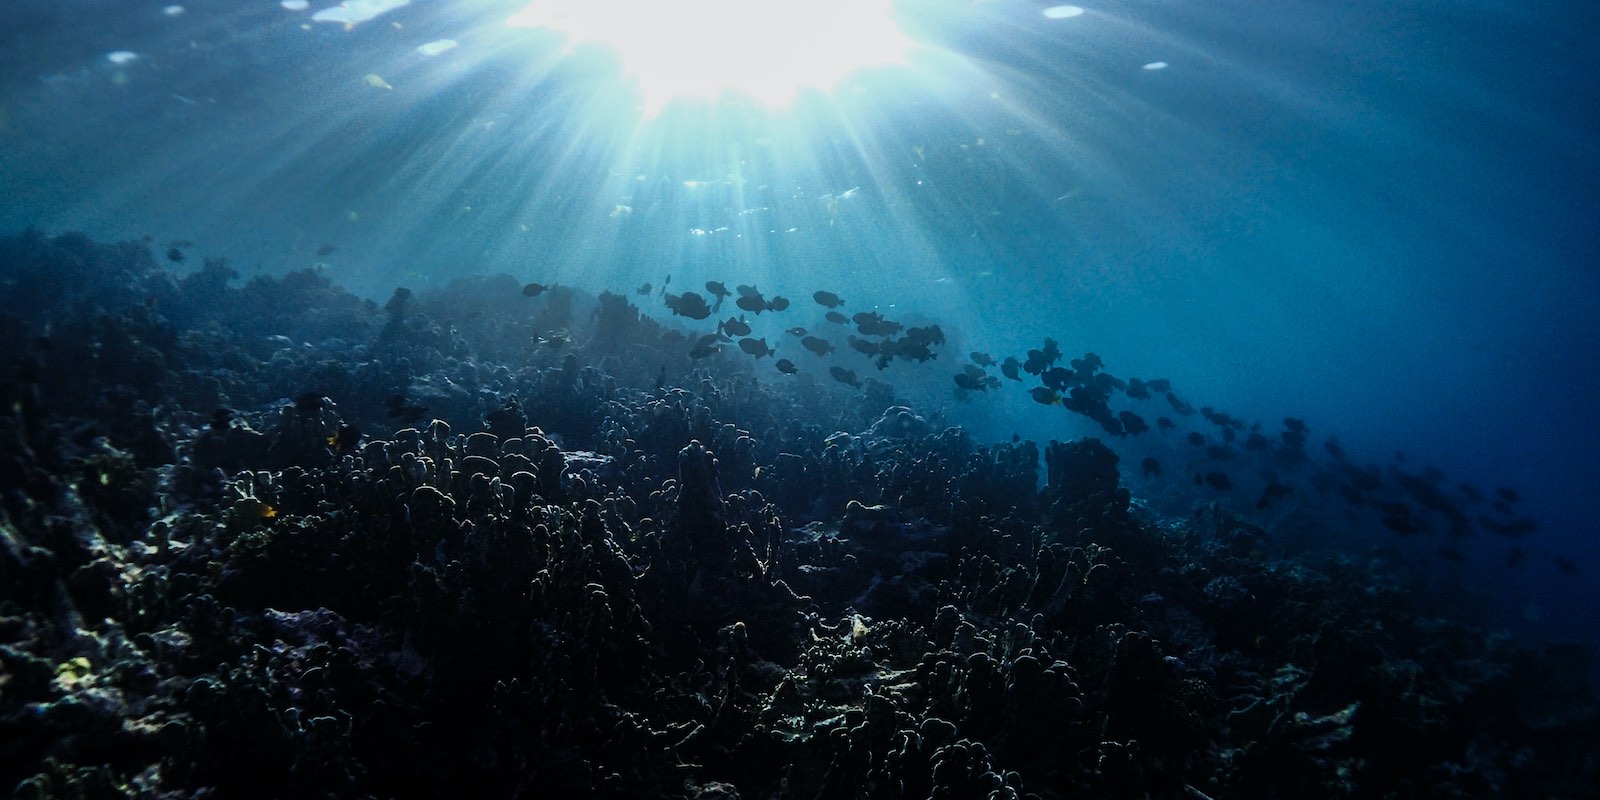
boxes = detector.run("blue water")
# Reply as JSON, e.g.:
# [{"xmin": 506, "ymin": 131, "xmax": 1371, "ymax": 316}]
[{"xmin": 2, "ymin": 0, "xmax": 1597, "ymax": 643}]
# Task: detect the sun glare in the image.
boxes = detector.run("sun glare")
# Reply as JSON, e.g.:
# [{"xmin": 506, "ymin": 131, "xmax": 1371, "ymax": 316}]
[{"xmin": 505, "ymin": 0, "xmax": 911, "ymax": 110}]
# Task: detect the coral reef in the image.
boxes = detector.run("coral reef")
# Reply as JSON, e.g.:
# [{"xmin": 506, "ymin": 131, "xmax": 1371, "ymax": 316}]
[{"xmin": 1, "ymin": 230, "xmax": 1596, "ymax": 798}]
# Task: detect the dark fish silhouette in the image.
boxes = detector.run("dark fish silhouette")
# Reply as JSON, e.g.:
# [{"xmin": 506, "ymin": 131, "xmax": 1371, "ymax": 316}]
[
  {"xmin": 970, "ymin": 351, "xmax": 995, "ymax": 368},
  {"xmin": 385, "ymin": 394, "xmax": 430, "ymax": 421},
  {"xmin": 1256, "ymin": 482, "xmax": 1293, "ymax": 510},
  {"xmin": 739, "ymin": 337, "xmax": 775, "ymax": 359},
  {"xmin": 522, "ymin": 282, "xmax": 548, "ymax": 297},
  {"xmin": 813, "ymin": 290, "xmax": 845, "ymax": 308},
  {"xmin": 1118, "ymin": 411, "xmax": 1149, "ymax": 435},
  {"xmin": 705, "ymin": 281, "xmax": 731, "ymax": 310},
  {"xmin": 848, "ymin": 335, "xmax": 879, "ymax": 356},
  {"xmin": 766, "ymin": 296, "xmax": 790, "ymax": 312},
  {"xmin": 825, "ymin": 311, "xmax": 848, "ymax": 325},
  {"xmin": 327, "ymin": 423, "xmax": 360, "ymax": 454},
  {"xmin": 953, "ymin": 365, "xmax": 996, "ymax": 392},
  {"xmin": 1140, "ymin": 457, "xmax": 1161, "ymax": 477},
  {"xmin": 317, "ymin": 243, "xmax": 336, "ymax": 256},
  {"xmin": 802, "ymin": 336, "xmax": 834, "ymax": 356},
  {"xmin": 1000, "ymin": 357, "xmax": 1022, "ymax": 381},
  {"xmin": 829, "ymin": 366, "xmax": 862, "ymax": 388},
  {"xmin": 166, "ymin": 247, "xmax": 185, "ymax": 263},
  {"xmin": 636, "ymin": 282, "xmax": 652, "ymax": 295},
  {"xmin": 1203, "ymin": 472, "xmax": 1233, "ymax": 491},
  {"xmin": 786, "ymin": 326, "xmax": 807, "ymax": 337},
  {"xmin": 736, "ymin": 294, "xmax": 767, "ymax": 314},
  {"xmin": 665, "ymin": 291, "xmax": 713, "ymax": 320},
  {"xmin": 775, "ymin": 358, "xmax": 798, "ymax": 374},
  {"xmin": 719, "ymin": 316, "xmax": 751, "ymax": 337},
  {"xmin": 852, "ymin": 311, "xmax": 902, "ymax": 337},
  {"xmin": 688, "ymin": 333, "xmax": 724, "ymax": 359},
  {"xmin": 1029, "ymin": 387, "xmax": 1061, "ymax": 406}
]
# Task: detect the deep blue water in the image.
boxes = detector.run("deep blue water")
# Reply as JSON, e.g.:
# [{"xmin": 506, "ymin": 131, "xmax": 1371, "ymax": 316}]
[{"xmin": 2, "ymin": 0, "xmax": 1596, "ymax": 643}]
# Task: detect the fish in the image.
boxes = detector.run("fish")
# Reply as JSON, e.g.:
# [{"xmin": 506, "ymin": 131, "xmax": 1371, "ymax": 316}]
[
  {"xmin": 636, "ymin": 282, "xmax": 652, "ymax": 295},
  {"xmin": 718, "ymin": 316, "xmax": 751, "ymax": 337},
  {"xmin": 852, "ymin": 311, "xmax": 902, "ymax": 337},
  {"xmin": 736, "ymin": 284, "xmax": 762, "ymax": 298},
  {"xmin": 522, "ymin": 282, "xmax": 548, "ymax": 297},
  {"xmin": 1255, "ymin": 481, "xmax": 1293, "ymax": 510},
  {"xmin": 825, "ymin": 311, "xmax": 848, "ymax": 325},
  {"xmin": 317, "ymin": 243, "xmax": 336, "ymax": 256},
  {"xmin": 538, "ymin": 330, "xmax": 571, "ymax": 349},
  {"xmin": 665, "ymin": 291, "xmax": 713, "ymax": 320},
  {"xmin": 813, "ymin": 290, "xmax": 845, "ymax": 308},
  {"xmin": 1156, "ymin": 416, "xmax": 1176, "ymax": 431},
  {"xmin": 738, "ymin": 337, "xmax": 775, "ymax": 359},
  {"xmin": 1029, "ymin": 387, "xmax": 1061, "ymax": 406},
  {"xmin": 385, "ymin": 394, "xmax": 430, "ymax": 421},
  {"xmin": 1203, "ymin": 472, "xmax": 1233, "ymax": 491},
  {"xmin": 1118, "ymin": 411, "xmax": 1149, "ymax": 435},
  {"xmin": 326, "ymin": 423, "xmax": 361, "ymax": 454},
  {"xmin": 1040, "ymin": 366, "xmax": 1071, "ymax": 391},
  {"xmin": 660, "ymin": 274, "xmax": 670, "ymax": 297},
  {"xmin": 765, "ymin": 296, "xmax": 790, "ymax": 312},
  {"xmin": 775, "ymin": 358, "xmax": 798, "ymax": 374},
  {"xmin": 802, "ymin": 336, "xmax": 834, "ymax": 356},
  {"xmin": 1125, "ymin": 378, "xmax": 1150, "ymax": 400},
  {"xmin": 829, "ymin": 366, "xmax": 862, "ymax": 388},
  {"xmin": 970, "ymin": 351, "xmax": 996, "ymax": 368},
  {"xmin": 705, "ymin": 281, "xmax": 730, "ymax": 310},
  {"xmin": 785, "ymin": 326, "xmax": 807, "ymax": 337},
  {"xmin": 1146, "ymin": 378, "xmax": 1172, "ymax": 393},
  {"xmin": 847, "ymin": 335, "xmax": 879, "ymax": 356},
  {"xmin": 1140, "ymin": 457, "xmax": 1161, "ymax": 477},
  {"xmin": 1187, "ymin": 432, "xmax": 1206, "ymax": 447},
  {"xmin": 688, "ymin": 333, "xmax": 724, "ymax": 359},
  {"xmin": 166, "ymin": 247, "xmax": 185, "ymax": 263},
  {"xmin": 1000, "ymin": 357, "xmax": 1021, "ymax": 381},
  {"xmin": 736, "ymin": 294, "xmax": 767, "ymax": 314},
  {"xmin": 954, "ymin": 372, "xmax": 984, "ymax": 391}
]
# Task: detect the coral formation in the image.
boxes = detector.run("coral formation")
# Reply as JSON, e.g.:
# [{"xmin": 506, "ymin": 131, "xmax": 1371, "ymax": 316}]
[{"xmin": 0, "ymin": 230, "xmax": 1595, "ymax": 798}]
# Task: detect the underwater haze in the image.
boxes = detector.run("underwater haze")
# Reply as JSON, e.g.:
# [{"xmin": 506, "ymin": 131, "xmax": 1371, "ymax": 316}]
[
  {"xmin": 3, "ymin": 0, "xmax": 1600, "ymax": 794},
  {"xmin": 5, "ymin": 0, "xmax": 1596, "ymax": 636}
]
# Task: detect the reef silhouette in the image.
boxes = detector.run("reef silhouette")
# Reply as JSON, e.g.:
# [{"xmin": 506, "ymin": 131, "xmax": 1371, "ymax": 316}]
[{"xmin": 0, "ymin": 230, "xmax": 1595, "ymax": 798}]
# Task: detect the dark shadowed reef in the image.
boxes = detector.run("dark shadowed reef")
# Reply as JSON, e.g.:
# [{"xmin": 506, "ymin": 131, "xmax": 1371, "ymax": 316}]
[{"xmin": 1, "ymin": 230, "xmax": 1596, "ymax": 799}]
